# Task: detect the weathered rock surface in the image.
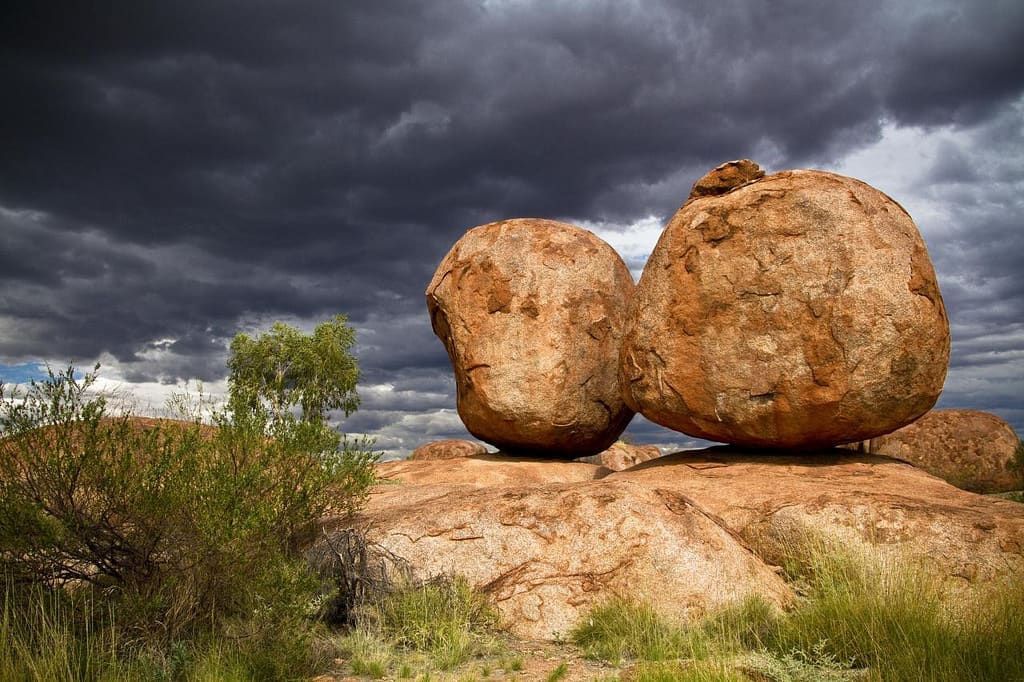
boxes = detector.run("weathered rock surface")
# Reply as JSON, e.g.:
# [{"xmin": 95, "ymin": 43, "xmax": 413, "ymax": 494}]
[
  {"xmin": 375, "ymin": 455, "xmax": 602, "ymax": 490},
  {"xmin": 689, "ymin": 159, "xmax": 765, "ymax": 198},
  {"xmin": 576, "ymin": 441, "xmax": 661, "ymax": 471},
  {"xmin": 348, "ymin": 462, "xmax": 793, "ymax": 639},
  {"xmin": 317, "ymin": 451, "xmax": 1024, "ymax": 641},
  {"xmin": 427, "ymin": 218, "xmax": 635, "ymax": 457},
  {"xmin": 620, "ymin": 163, "xmax": 950, "ymax": 448},
  {"xmin": 864, "ymin": 410, "xmax": 1024, "ymax": 493},
  {"xmin": 409, "ymin": 439, "xmax": 488, "ymax": 460},
  {"xmin": 613, "ymin": 448, "xmax": 1024, "ymax": 587}
]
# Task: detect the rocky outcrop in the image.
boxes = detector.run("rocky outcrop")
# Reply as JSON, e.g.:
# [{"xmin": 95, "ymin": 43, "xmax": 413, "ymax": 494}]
[
  {"xmin": 613, "ymin": 448, "xmax": 1024, "ymax": 587},
  {"xmin": 409, "ymin": 439, "xmax": 488, "ymax": 460},
  {"xmin": 575, "ymin": 441, "xmax": 661, "ymax": 471},
  {"xmin": 427, "ymin": 218, "xmax": 635, "ymax": 457},
  {"xmin": 375, "ymin": 454, "xmax": 603, "ymax": 490},
  {"xmin": 864, "ymin": 410, "xmax": 1024, "ymax": 493},
  {"xmin": 620, "ymin": 163, "xmax": 950, "ymax": 448},
  {"xmin": 318, "ymin": 450, "xmax": 1024, "ymax": 641},
  {"xmin": 343, "ymin": 458, "xmax": 793, "ymax": 640}
]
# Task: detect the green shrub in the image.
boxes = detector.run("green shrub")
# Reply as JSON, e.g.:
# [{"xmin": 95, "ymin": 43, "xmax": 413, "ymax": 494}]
[{"xmin": 0, "ymin": 362, "xmax": 379, "ymax": 678}]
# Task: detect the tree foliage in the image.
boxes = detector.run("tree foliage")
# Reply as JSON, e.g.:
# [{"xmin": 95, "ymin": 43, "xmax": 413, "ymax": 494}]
[
  {"xmin": 227, "ymin": 314, "xmax": 360, "ymax": 424},
  {"xmin": 0, "ymin": 314, "xmax": 379, "ymax": 654}
]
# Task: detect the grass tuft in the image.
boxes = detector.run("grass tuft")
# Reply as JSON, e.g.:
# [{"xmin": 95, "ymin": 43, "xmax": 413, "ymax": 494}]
[
  {"xmin": 765, "ymin": 539, "xmax": 1024, "ymax": 681},
  {"xmin": 571, "ymin": 596, "xmax": 696, "ymax": 664},
  {"xmin": 334, "ymin": 574, "xmax": 503, "ymax": 676}
]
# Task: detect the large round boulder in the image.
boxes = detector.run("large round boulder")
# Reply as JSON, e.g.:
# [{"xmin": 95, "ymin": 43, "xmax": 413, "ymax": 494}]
[
  {"xmin": 620, "ymin": 161, "xmax": 950, "ymax": 449},
  {"xmin": 427, "ymin": 218, "xmax": 635, "ymax": 457},
  {"xmin": 867, "ymin": 410, "xmax": 1023, "ymax": 493}
]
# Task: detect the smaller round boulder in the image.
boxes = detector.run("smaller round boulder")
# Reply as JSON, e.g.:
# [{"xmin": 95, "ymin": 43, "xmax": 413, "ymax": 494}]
[
  {"xmin": 867, "ymin": 410, "xmax": 1023, "ymax": 493},
  {"xmin": 409, "ymin": 439, "xmax": 488, "ymax": 461},
  {"xmin": 427, "ymin": 218, "xmax": 635, "ymax": 457}
]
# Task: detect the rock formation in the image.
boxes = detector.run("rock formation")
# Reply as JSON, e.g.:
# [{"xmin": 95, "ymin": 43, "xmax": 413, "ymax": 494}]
[
  {"xmin": 409, "ymin": 439, "xmax": 488, "ymax": 460},
  {"xmin": 317, "ymin": 449, "xmax": 1024, "ymax": 641},
  {"xmin": 332, "ymin": 456, "xmax": 793, "ymax": 640},
  {"xmin": 575, "ymin": 440, "xmax": 661, "ymax": 471},
  {"xmin": 612, "ymin": 448, "xmax": 1024, "ymax": 588},
  {"xmin": 863, "ymin": 409, "xmax": 1024, "ymax": 493},
  {"xmin": 388, "ymin": 162, "xmax": 1019, "ymax": 643},
  {"xmin": 427, "ymin": 218, "xmax": 635, "ymax": 457},
  {"xmin": 620, "ymin": 161, "xmax": 950, "ymax": 448}
]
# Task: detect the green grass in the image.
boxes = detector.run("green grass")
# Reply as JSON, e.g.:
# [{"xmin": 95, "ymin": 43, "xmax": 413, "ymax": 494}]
[
  {"xmin": 767, "ymin": 543, "xmax": 1024, "ymax": 681},
  {"xmin": 13, "ymin": 541, "xmax": 1021, "ymax": 682},
  {"xmin": 334, "ymin": 575, "xmax": 504, "ymax": 677},
  {"xmin": 571, "ymin": 541, "xmax": 1024, "ymax": 682},
  {"xmin": 545, "ymin": 661, "xmax": 568, "ymax": 681},
  {"xmin": 0, "ymin": 576, "xmax": 333, "ymax": 681},
  {"xmin": 572, "ymin": 596, "xmax": 699, "ymax": 664}
]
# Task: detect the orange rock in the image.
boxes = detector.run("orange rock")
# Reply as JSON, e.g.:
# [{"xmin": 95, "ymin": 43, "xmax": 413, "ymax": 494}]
[
  {"xmin": 866, "ymin": 410, "xmax": 1024, "ymax": 493},
  {"xmin": 349, "ymin": 460, "xmax": 793, "ymax": 640},
  {"xmin": 409, "ymin": 439, "xmax": 488, "ymax": 460},
  {"xmin": 613, "ymin": 448, "xmax": 1024, "ymax": 588},
  {"xmin": 620, "ymin": 163, "xmax": 950, "ymax": 448},
  {"xmin": 315, "ymin": 449, "xmax": 1024, "ymax": 640},
  {"xmin": 576, "ymin": 440, "xmax": 661, "ymax": 471},
  {"xmin": 688, "ymin": 159, "xmax": 765, "ymax": 198},
  {"xmin": 374, "ymin": 454, "xmax": 602, "ymax": 490},
  {"xmin": 427, "ymin": 218, "xmax": 635, "ymax": 457}
]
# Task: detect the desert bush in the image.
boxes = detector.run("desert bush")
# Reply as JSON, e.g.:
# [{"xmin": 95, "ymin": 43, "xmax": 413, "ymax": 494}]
[{"xmin": 0, "ymin": 360, "xmax": 379, "ymax": 679}]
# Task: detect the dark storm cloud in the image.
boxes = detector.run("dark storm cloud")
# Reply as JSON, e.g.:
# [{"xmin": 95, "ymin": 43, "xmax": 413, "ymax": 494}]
[{"xmin": 1, "ymin": 1, "xmax": 1022, "ymax": 451}]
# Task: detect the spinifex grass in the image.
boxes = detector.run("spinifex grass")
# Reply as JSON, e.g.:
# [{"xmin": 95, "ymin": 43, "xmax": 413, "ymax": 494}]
[
  {"xmin": 0, "ymin": 581, "xmax": 115, "ymax": 682},
  {"xmin": 765, "ymin": 540, "xmax": 1024, "ymax": 682},
  {"xmin": 572, "ymin": 539, "xmax": 1024, "ymax": 682},
  {"xmin": 571, "ymin": 596, "xmax": 703, "ymax": 664},
  {"xmin": 340, "ymin": 575, "xmax": 503, "ymax": 674}
]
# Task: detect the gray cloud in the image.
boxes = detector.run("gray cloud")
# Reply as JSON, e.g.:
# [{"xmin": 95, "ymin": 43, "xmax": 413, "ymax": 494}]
[{"xmin": 1, "ymin": 1, "xmax": 1022, "ymax": 449}]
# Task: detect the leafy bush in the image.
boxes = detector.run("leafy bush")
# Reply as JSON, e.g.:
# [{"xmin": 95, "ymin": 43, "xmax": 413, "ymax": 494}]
[{"xmin": 0, "ymin": 355, "xmax": 379, "ymax": 679}]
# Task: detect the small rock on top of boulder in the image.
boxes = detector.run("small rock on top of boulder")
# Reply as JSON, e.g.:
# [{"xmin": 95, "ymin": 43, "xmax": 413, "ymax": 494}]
[
  {"xmin": 427, "ymin": 218, "xmax": 635, "ymax": 457},
  {"xmin": 688, "ymin": 158, "xmax": 765, "ymax": 198},
  {"xmin": 620, "ymin": 163, "xmax": 950, "ymax": 449},
  {"xmin": 866, "ymin": 410, "xmax": 1024, "ymax": 493}
]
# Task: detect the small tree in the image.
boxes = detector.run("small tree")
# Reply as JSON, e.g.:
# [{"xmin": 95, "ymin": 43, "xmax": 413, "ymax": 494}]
[
  {"xmin": 0, "ymin": 311, "xmax": 379, "ymax": 662},
  {"xmin": 227, "ymin": 314, "xmax": 360, "ymax": 425}
]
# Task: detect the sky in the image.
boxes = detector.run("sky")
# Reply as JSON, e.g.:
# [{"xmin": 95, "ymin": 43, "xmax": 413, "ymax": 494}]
[{"xmin": 1, "ymin": 1, "xmax": 1022, "ymax": 458}]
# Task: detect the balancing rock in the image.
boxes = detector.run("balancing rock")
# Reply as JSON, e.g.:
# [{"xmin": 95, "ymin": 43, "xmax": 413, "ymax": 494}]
[
  {"xmin": 427, "ymin": 218, "xmax": 634, "ymax": 456},
  {"xmin": 620, "ymin": 161, "xmax": 950, "ymax": 448}
]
